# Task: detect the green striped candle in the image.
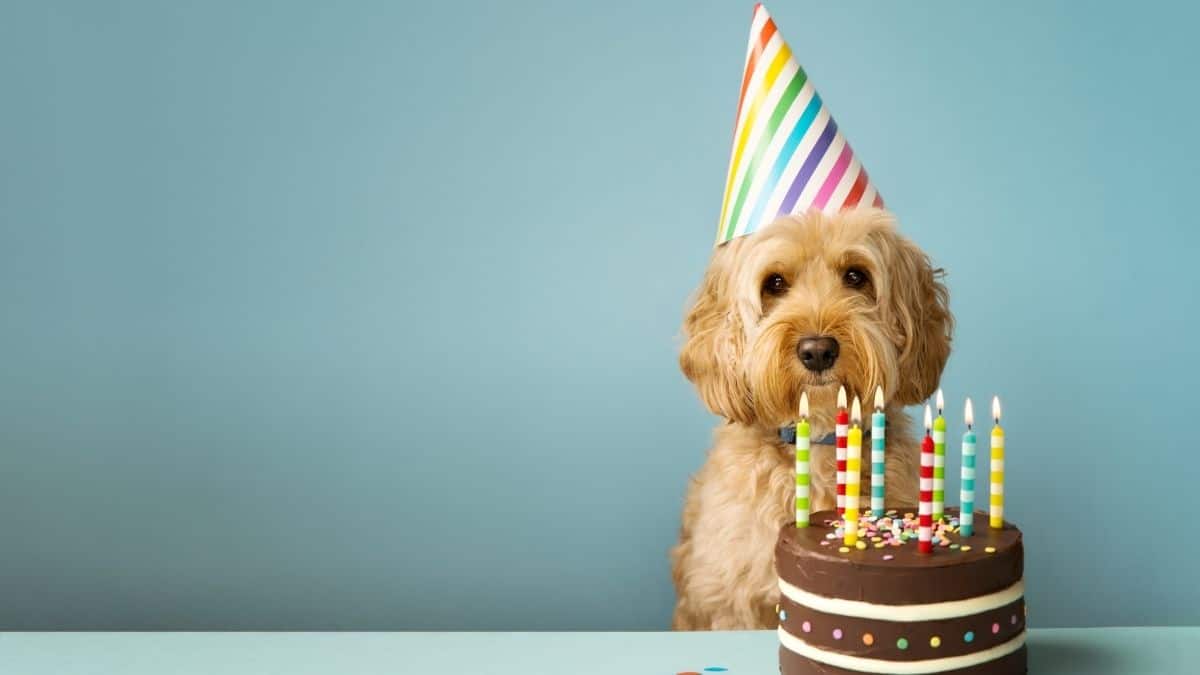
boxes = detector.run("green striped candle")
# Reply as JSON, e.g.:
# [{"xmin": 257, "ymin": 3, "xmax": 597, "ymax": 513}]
[
  {"xmin": 795, "ymin": 392, "xmax": 811, "ymax": 527},
  {"xmin": 932, "ymin": 388, "xmax": 946, "ymax": 523}
]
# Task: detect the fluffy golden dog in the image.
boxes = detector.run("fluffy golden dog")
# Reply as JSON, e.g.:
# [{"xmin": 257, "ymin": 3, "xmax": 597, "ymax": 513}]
[{"xmin": 671, "ymin": 208, "xmax": 952, "ymax": 630}]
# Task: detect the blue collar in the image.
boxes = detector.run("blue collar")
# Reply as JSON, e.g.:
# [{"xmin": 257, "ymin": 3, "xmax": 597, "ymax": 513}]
[{"xmin": 779, "ymin": 426, "xmax": 869, "ymax": 446}]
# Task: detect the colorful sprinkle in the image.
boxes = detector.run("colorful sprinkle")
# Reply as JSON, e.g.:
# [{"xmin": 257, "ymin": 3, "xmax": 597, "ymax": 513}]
[
  {"xmin": 839, "ymin": 546, "xmax": 850, "ymax": 553},
  {"xmin": 833, "ymin": 628, "xmax": 843, "ymax": 640},
  {"xmin": 882, "ymin": 554, "xmax": 894, "ymax": 561},
  {"xmin": 961, "ymin": 545, "xmax": 972, "ymax": 552},
  {"xmin": 802, "ymin": 621, "xmax": 812, "ymax": 633},
  {"xmin": 780, "ymin": 609, "xmax": 787, "ymax": 621},
  {"xmin": 1011, "ymin": 614, "xmax": 1018, "ymax": 625},
  {"xmin": 992, "ymin": 622, "xmax": 1000, "ymax": 634},
  {"xmin": 964, "ymin": 631, "xmax": 975, "ymax": 643},
  {"xmin": 930, "ymin": 636, "xmax": 941, "ymax": 648},
  {"xmin": 862, "ymin": 633, "xmax": 874, "ymax": 645},
  {"xmin": 896, "ymin": 637, "xmax": 909, "ymax": 650},
  {"xmin": 855, "ymin": 540, "xmax": 867, "ymax": 550},
  {"xmin": 985, "ymin": 546, "xmax": 997, "ymax": 553}
]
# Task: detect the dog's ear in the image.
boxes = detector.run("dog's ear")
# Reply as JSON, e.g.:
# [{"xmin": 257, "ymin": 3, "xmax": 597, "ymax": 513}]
[
  {"xmin": 679, "ymin": 241, "xmax": 755, "ymax": 424},
  {"xmin": 886, "ymin": 234, "xmax": 953, "ymax": 405}
]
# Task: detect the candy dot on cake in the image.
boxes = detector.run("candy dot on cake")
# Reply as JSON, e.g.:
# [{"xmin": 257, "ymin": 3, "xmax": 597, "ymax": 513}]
[
  {"xmin": 964, "ymin": 631, "xmax": 975, "ymax": 643},
  {"xmin": 930, "ymin": 636, "xmax": 941, "ymax": 648},
  {"xmin": 832, "ymin": 628, "xmax": 843, "ymax": 640},
  {"xmin": 1011, "ymin": 614, "xmax": 1018, "ymax": 625},
  {"xmin": 992, "ymin": 622, "xmax": 1000, "ymax": 634},
  {"xmin": 862, "ymin": 633, "xmax": 874, "ymax": 646},
  {"xmin": 896, "ymin": 637, "xmax": 909, "ymax": 650},
  {"xmin": 801, "ymin": 621, "xmax": 811, "ymax": 633}
]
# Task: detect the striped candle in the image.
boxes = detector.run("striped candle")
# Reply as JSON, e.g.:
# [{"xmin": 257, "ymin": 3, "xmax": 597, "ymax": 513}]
[
  {"xmin": 960, "ymin": 398, "xmax": 976, "ymax": 538},
  {"xmin": 870, "ymin": 386, "xmax": 885, "ymax": 516},
  {"xmin": 795, "ymin": 392, "xmax": 811, "ymax": 528},
  {"xmin": 932, "ymin": 389, "xmax": 946, "ymax": 523},
  {"xmin": 835, "ymin": 386, "xmax": 848, "ymax": 517},
  {"xmin": 990, "ymin": 396, "xmax": 1005, "ymax": 529},
  {"xmin": 918, "ymin": 404, "xmax": 934, "ymax": 554},
  {"xmin": 844, "ymin": 397, "xmax": 863, "ymax": 546},
  {"xmin": 714, "ymin": 4, "xmax": 883, "ymax": 245}
]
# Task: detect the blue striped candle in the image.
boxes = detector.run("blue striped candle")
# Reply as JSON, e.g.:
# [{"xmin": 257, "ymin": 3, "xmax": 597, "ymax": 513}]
[
  {"xmin": 960, "ymin": 398, "xmax": 976, "ymax": 537},
  {"xmin": 870, "ymin": 386, "xmax": 886, "ymax": 516}
]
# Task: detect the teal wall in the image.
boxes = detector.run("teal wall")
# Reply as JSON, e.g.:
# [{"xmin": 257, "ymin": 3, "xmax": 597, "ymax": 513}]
[{"xmin": 2, "ymin": 0, "xmax": 1197, "ymax": 629}]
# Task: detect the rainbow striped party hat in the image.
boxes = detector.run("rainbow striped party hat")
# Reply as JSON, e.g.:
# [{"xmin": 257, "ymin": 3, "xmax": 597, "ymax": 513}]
[{"xmin": 715, "ymin": 4, "xmax": 883, "ymax": 245}]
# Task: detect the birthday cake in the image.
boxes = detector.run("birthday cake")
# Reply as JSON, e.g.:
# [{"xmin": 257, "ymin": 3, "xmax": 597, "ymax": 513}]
[{"xmin": 775, "ymin": 509, "xmax": 1026, "ymax": 674}]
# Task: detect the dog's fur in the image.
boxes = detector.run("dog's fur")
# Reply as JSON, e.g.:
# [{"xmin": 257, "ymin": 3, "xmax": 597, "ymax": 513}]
[{"xmin": 671, "ymin": 208, "xmax": 952, "ymax": 630}]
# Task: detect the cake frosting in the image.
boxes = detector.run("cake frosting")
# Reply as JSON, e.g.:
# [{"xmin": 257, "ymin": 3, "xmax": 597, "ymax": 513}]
[{"xmin": 776, "ymin": 508, "xmax": 1026, "ymax": 674}]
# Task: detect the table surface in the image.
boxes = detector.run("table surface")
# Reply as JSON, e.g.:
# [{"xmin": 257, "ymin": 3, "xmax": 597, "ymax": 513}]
[{"xmin": 1, "ymin": 627, "xmax": 1194, "ymax": 674}]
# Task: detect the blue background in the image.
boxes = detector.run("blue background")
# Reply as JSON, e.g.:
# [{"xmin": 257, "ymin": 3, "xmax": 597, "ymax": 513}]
[{"xmin": 1, "ymin": 0, "xmax": 1197, "ymax": 630}]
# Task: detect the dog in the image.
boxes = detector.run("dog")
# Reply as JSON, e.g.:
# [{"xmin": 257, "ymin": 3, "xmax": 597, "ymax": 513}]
[{"xmin": 671, "ymin": 207, "xmax": 952, "ymax": 630}]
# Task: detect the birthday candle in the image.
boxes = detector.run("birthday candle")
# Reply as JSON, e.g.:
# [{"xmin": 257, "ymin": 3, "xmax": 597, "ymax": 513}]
[
  {"xmin": 844, "ymin": 397, "xmax": 862, "ymax": 546},
  {"xmin": 990, "ymin": 396, "xmax": 1005, "ymax": 529},
  {"xmin": 870, "ymin": 386, "xmax": 886, "ymax": 516},
  {"xmin": 795, "ymin": 392, "xmax": 811, "ymax": 528},
  {"xmin": 960, "ymin": 398, "xmax": 976, "ymax": 537},
  {"xmin": 918, "ymin": 405, "xmax": 934, "ymax": 554},
  {"xmin": 933, "ymin": 389, "xmax": 946, "ymax": 523},
  {"xmin": 835, "ymin": 386, "xmax": 848, "ymax": 517}
]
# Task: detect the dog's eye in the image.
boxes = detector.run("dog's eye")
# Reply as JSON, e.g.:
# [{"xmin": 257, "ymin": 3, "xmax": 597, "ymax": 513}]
[
  {"xmin": 762, "ymin": 273, "xmax": 789, "ymax": 296},
  {"xmin": 843, "ymin": 267, "xmax": 869, "ymax": 289}
]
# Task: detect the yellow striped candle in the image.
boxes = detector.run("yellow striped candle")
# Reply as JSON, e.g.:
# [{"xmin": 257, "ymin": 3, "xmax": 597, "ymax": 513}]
[
  {"xmin": 989, "ymin": 396, "xmax": 1005, "ymax": 529},
  {"xmin": 795, "ymin": 392, "xmax": 811, "ymax": 528},
  {"xmin": 932, "ymin": 389, "xmax": 946, "ymax": 522},
  {"xmin": 844, "ymin": 397, "xmax": 862, "ymax": 546}
]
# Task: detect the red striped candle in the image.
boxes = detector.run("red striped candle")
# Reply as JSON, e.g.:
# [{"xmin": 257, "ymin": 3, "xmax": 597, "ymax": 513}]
[
  {"xmin": 835, "ymin": 386, "xmax": 848, "ymax": 517},
  {"xmin": 918, "ymin": 404, "xmax": 934, "ymax": 554}
]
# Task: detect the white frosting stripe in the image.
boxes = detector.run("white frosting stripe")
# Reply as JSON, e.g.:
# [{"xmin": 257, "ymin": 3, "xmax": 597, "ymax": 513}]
[
  {"xmin": 778, "ymin": 578, "xmax": 1024, "ymax": 622},
  {"xmin": 779, "ymin": 626, "xmax": 1026, "ymax": 674}
]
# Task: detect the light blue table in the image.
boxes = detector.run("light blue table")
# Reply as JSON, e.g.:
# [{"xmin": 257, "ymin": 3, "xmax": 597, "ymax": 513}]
[{"xmin": 1, "ymin": 628, "xmax": 1193, "ymax": 674}]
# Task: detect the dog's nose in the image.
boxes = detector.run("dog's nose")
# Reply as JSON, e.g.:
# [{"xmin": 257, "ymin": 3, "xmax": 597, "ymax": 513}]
[{"xmin": 797, "ymin": 336, "xmax": 839, "ymax": 372}]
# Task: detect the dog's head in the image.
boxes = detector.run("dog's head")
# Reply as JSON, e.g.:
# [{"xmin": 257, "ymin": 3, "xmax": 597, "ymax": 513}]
[{"xmin": 680, "ymin": 208, "xmax": 952, "ymax": 428}]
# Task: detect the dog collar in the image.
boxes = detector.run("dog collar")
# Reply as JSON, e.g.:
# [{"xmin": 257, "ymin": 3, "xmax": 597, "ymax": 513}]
[{"xmin": 778, "ymin": 426, "xmax": 870, "ymax": 446}]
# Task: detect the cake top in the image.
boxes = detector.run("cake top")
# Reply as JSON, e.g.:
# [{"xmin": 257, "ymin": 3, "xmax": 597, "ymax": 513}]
[{"xmin": 776, "ymin": 508, "xmax": 1023, "ymax": 604}]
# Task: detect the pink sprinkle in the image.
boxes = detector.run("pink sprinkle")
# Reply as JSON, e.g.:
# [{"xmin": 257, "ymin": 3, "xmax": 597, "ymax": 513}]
[
  {"xmin": 882, "ymin": 554, "xmax": 894, "ymax": 561},
  {"xmin": 802, "ymin": 621, "xmax": 812, "ymax": 633},
  {"xmin": 833, "ymin": 628, "xmax": 843, "ymax": 639}
]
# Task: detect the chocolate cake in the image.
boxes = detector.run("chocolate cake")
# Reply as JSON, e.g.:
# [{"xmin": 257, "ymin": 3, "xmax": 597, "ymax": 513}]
[{"xmin": 775, "ymin": 508, "xmax": 1026, "ymax": 674}]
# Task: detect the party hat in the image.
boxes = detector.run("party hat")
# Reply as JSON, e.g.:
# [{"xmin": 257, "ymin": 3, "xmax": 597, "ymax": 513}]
[{"xmin": 715, "ymin": 4, "xmax": 883, "ymax": 245}]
